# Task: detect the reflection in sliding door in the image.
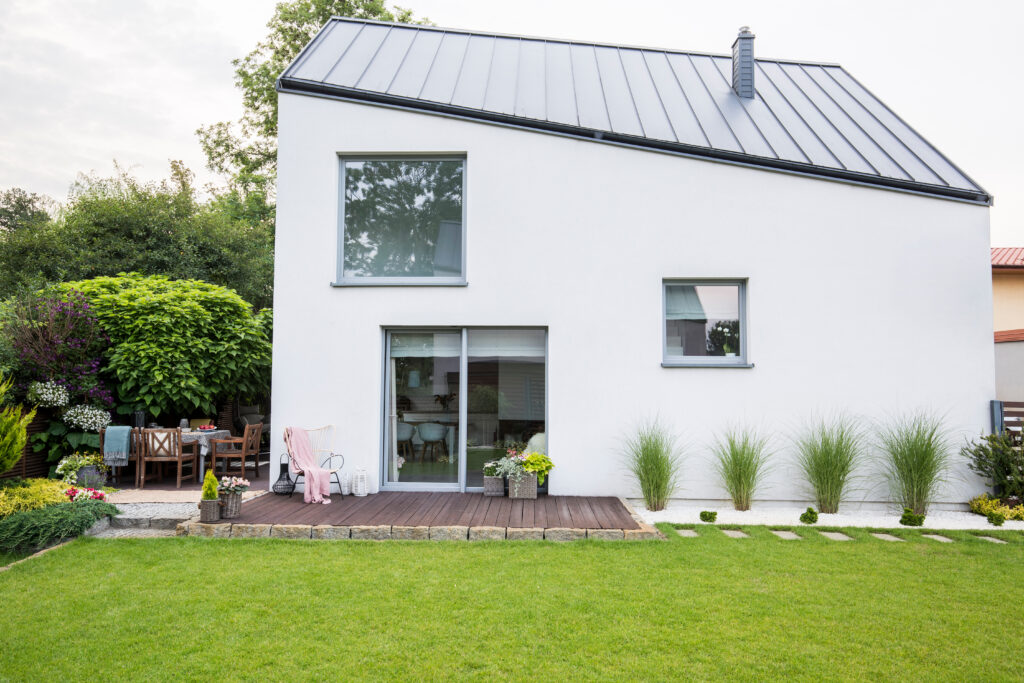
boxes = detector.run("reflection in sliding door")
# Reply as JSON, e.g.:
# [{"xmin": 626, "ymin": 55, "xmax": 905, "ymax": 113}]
[
  {"xmin": 386, "ymin": 331, "xmax": 461, "ymax": 486},
  {"xmin": 465, "ymin": 330, "xmax": 546, "ymax": 488}
]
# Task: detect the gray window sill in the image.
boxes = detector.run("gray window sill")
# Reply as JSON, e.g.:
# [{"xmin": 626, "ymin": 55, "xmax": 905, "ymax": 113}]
[
  {"xmin": 331, "ymin": 280, "xmax": 468, "ymax": 287},
  {"xmin": 661, "ymin": 362, "xmax": 755, "ymax": 369}
]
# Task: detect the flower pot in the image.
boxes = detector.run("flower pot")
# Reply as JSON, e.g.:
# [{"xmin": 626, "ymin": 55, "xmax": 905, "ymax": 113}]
[
  {"xmin": 76, "ymin": 465, "xmax": 104, "ymax": 489},
  {"xmin": 483, "ymin": 475, "xmax": 504, "ymax": 497},
  {"xmin": 220, "ymin": 492, "xmax": 242, "ymax": 519},
  {"xmin": 508, "ymin": 472, "xmax": 538, "ymax": 500},
  {"xmin": 199, "ymin": 499, "xmax": 221, "ymax": 523}
]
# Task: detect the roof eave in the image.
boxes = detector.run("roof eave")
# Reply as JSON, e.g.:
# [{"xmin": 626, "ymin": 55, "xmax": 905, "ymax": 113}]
[{"xmin": 276, "ymin": 77, "xmax": 993, "ymax": 206}]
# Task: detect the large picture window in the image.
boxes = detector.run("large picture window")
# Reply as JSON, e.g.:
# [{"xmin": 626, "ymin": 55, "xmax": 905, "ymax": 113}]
[
  {"xmin": 337, "ymin": 157, "xmax": 466, "ymax": 284},
  {"xmin": 663, "ymin": 280, "xmax": 748, "ymax": 366}
]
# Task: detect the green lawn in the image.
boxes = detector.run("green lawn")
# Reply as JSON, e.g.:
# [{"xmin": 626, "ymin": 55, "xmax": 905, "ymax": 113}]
[{"xmin": 1, "ymin": 525, "xmax": 1023, "ymax": 680}]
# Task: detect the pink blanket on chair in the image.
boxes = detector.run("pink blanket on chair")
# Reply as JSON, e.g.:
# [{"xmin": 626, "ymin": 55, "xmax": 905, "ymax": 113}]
[{"xmin": 286, "ymin": 427, "xmax": 331, "ymax": 504}]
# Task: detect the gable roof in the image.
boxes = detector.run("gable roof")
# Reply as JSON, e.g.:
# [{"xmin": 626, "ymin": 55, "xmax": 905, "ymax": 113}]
[
  {"xmin": 278, "ymin": 18, "xmax": 991, "ymax": 205},
  {"xmin": 992, "ymin": 247, "xmax": 1024, "ymax": 269}
]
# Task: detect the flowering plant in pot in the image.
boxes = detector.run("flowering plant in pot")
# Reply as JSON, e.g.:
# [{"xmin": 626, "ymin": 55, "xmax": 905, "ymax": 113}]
[
  {"xmin": 218, "ymin": 476, "xmax": 250, "ymax": 519},
  {"xmin": 55, "ymin": 452, "xmax": 108, "ymax": 487},
  {"xmin": 199, "ymin": 470, "xmax": 221, "ymax": 523},
  {"xmin": 482, "ymin": 461, "xmax": 504, "ymax": 497},
  {"xmin": 495, "ymin": 449, "xmax": 554, "ymax": 499}
]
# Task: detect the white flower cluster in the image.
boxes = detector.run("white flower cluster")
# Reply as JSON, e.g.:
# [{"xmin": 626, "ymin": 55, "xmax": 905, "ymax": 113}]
[
  {"xmin": 714, "ymin": 324, "xmax": 734, "ymax": 337},
  {"xmin": 62, "ymin": 404, "xmax": 112, "ymax": 432},
  {"xmin": 26, "ymin": 380, "xmax": 69, "ymax": 408}
]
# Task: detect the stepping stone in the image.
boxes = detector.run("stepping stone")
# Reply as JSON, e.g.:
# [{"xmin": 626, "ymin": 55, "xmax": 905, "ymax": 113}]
[
  {"xmin": 770, "ymin": 530, "xmax": 800, "ymax": 540},
  {"xmin": 676, "ymin": 529, "xmax": 699, "ymax": 538},
  {"xmin": 820, "ymin": 531, "xmax": 852, "ymax": 541},
  {"xmin": 977, "ymin": 536, "xmax": 1007, "ymax": 544},
  {"xmin": 721, "ymin": 529, "xmax": 749, "ymax": 539},
  {"xmin": 871, "ymin": 533, "xmax": 903, "ymax": 542},
  {"xmin": 921, "ymin": 534, "xmax": 953, "ymax": 543}
]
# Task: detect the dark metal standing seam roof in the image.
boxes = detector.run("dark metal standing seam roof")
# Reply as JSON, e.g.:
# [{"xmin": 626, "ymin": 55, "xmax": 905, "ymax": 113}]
[{"xmin": 277, "ymin": 18, "xmax": 991, "ymax": 205}]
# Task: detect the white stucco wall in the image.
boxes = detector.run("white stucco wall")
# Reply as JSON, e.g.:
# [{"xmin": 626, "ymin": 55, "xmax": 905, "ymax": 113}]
[{"xmin": 272, "ymin": 92, "xmax": 994, "ymax": 505}]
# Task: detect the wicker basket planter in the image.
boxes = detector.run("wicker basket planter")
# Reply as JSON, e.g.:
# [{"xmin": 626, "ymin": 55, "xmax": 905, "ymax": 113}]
[
  {"xmin": 199, "ymin": 499, "xmax": 221, "ymax": 523},
  {"xmin": 483, "ymin": 475, "xmax": 505, "ymax": 497},
  {"xmin": 508, "ymin": 472, "xmax": 538, "ymax": 500},
  {"xmin": 220, "ymin": 492, "xmax": 242, "ymax": 519}
]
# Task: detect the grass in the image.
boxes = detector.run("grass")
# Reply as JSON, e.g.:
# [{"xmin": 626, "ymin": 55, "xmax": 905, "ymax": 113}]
[
  {"xmin": 878, "ymin": 413, "xmax": 952, "ymax": 515},
  {"xmin": 624, "ymin": 419, "xmax": 681, "ymax": 510},
  {"xmin": 794, "ymin": 418, "xmax": 862, "ymax": 513},
  {"xmin": 2, "ymin": 531, "xmax": 1024, "ymax": 679},
  {"xmin": 712, "ymin": 428, "xmax": 770, "ymax": 510}
]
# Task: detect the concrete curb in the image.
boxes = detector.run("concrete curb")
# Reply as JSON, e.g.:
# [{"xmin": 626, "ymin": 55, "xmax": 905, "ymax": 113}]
[{"xmin": 176, "ymin": 521, "xmax": 651, "ymax": 541}]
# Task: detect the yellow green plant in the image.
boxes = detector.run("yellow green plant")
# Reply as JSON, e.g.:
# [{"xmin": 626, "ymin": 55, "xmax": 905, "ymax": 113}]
[
  {"xmin": 0, "ymin": 479, "xmax": 67, "ymax": 518},
  {"xmin": 521, "ymin": 452, "xmax": 554, "ymax": 485},
  {"xmin": 201, "ymin": 469, "xmax": 219, "ymax": 501},
  {"xmin": 969, "ymin": 493, "xmax": 1024, "ymax": 521},
  {"xmin": 0, "ymin": 375, "xmax": 36, "ymax": 476}
]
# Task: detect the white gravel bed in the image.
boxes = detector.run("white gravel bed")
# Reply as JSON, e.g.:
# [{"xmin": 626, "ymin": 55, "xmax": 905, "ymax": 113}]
[
  {"xmin": 629, "ymin": 499, "xmax": 1024, "ymax": 531},
  {"xmin": 111, "ymin": 502, "xmax": 197, "ymax": 520}
]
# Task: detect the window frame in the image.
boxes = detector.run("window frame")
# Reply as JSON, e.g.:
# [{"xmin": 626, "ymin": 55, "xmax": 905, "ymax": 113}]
[
  {"xmin": 333, "ymin": 154, "xmax": 468, "ymax": 287},
  {"xmin": 661, "ymin": 278, "xmax": 752, "ymax": 368}
]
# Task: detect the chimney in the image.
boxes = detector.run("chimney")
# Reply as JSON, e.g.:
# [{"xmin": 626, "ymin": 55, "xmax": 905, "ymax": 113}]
[{"xmin": 732, "ymin": 26, "xmax": 755, "ymax": 98}]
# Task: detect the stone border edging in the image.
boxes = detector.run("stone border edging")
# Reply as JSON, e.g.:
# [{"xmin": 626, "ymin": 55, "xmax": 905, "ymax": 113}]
[{"xmin": 177, "ymin": 521, "xmax": 661, "ymax": 541}]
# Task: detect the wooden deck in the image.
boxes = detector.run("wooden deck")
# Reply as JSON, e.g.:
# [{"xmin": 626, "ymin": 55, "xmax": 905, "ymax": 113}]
[{"xmin": 232, "ymin": 492, "xmax": 639, "ymax": 530}]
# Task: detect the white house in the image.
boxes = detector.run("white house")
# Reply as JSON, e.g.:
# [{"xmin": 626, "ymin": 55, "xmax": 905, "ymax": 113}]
[{"xmin": 271, "ymin": 19, "xmax": 994, "ymax": 505}]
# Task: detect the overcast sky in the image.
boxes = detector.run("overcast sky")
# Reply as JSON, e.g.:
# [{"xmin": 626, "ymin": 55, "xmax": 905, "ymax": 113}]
[{"xmin": 1, "ymin": 0, "xmax": 1020, "ymax": 243}]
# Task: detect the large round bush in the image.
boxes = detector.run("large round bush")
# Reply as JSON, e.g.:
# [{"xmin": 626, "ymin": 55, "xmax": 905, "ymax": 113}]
[{"xmin": 56, "ymin": 273, "xmax": 271, "ymax": 417}]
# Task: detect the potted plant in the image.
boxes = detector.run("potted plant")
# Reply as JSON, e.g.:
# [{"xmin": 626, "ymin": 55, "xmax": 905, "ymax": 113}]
[
  {"xmin": 496, "ymin": 449, "xmax": 554, "ymax": 500},
  {"xmin": 55, "ymin": 452, "xmax": 108, "ymax": 488},
  {"xmin": 482, "ymin": 461, "xmax": 504, "ymax": 497},
  {"xmin": 199, "ymin": 470, "xmax": 220, "ymax": 523},
  {"xmin": 218, "ymin": 476, "xmax": 250, "ymax": 519}
]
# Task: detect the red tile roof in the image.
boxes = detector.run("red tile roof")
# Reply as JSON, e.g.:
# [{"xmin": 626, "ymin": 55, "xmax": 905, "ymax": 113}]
[
  {"xmin": 992, "ymin": 247, "xmax": 1024, "ymax": 268},
  {"xmin": 995, "ymin": 329, "xmax": 1024, "ymax": 343}
]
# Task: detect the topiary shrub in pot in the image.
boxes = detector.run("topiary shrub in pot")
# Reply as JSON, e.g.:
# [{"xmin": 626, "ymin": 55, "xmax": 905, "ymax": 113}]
[{"xmin": 199, "ymin": 470, "xmax": 221, "ymax": 523}]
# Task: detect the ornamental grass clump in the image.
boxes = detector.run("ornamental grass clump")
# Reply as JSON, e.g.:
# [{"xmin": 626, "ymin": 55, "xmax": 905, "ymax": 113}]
[
  {"xmin": 878, "ymin": 413, "xmax": 952, "ymax": 516},
  {"xmin": 624, "ymin": 420, "xmax": 682, "ymax": 511},
  {"xmin": 712, "ymin": 429, "xmax": 770, "ymax": 511},
  {"xmin": 794, "ymin": 418, "xmax": 863, "ymax": 513}
]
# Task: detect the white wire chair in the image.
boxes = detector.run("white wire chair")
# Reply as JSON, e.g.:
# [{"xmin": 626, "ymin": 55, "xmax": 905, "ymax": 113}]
[{"xmin": 283, "ymin": 425, "xmax": 345, "ymax": 497}]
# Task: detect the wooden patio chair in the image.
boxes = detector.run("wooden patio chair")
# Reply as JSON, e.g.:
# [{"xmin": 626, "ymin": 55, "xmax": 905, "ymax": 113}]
[
  {"xmin": 283, "ymin": 425, "xmax": 345, "ymax": 498},
  {"xmin": 98, "ymin": 427, "xmax": 144, "ymax": 487},
  {"xmin": 140, "ymin": 428, "xmax": 198, "ymax": 489},
  {"xmin": 209, "ymin": 422, "xmax": 262, "ymax": 479}
]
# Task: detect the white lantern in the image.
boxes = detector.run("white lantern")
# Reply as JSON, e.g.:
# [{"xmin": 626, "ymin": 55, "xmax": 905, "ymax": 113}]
[
  {"xmin": 352, "ymin": 468, "xmax": 368, "ymax": 497},
  {"xmin": 340, "ymin": 472, "xmax": 352, "ymax": 496}
]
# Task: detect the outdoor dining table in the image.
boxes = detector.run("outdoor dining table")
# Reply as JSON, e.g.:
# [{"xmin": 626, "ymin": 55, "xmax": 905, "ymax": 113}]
[{"xmin": 181, "ymin": 429, "xmax": 231, "ymax": 474}]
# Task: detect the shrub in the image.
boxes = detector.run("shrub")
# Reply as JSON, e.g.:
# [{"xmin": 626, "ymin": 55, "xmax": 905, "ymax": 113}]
[
  {"xmin": 55, "ymin": 274, "xmax": 272, "ymax": 416},
  {"xmin": 712, "ymin": 429, "xmax": 770, "ymax": 511},
  {"xmin": 969, "ymin": 493, "xmax": 1024, "ymax": 521},
  {"xmin": 699, "ymin": 510, "xmax": 717, "ymax": 523},
  {"xmin": 0, "ymin": 499, "xmax": 119, "ymax": 554},
  {"xmin": 0, "ymin": 376, "xmax": 35, "ymax": 475},
  {"xmin": 799, "ymin": 507, "xmax": 819, "ymax": 525},
  {"xmin": 987, "ymin": 510, "xmax": 1006, "ymax": 527},
  {"xmin": 0, "ymin": 478, "xmax": 67, "ymax": 518},
  {"xmin": 201, "ymin": 470, "xmax": 219, "ymax": 501},
  {"xmin": 624, "ymin": 420, "xmax": 682, "ymax": 511},
  {"xmin": 962, "ymin": 431, "xmax": 1024, "ymax": 500},
  {"xmin": 794, "ymin": 418, "xmax": 862, "ymax": 513},
  {"xmin": 878, "ymin": 414, "xmax": 952, "ymax": 515},
  {"xmin": 899, "ymin": 507, "xmax": 925, "ymax": 527}
]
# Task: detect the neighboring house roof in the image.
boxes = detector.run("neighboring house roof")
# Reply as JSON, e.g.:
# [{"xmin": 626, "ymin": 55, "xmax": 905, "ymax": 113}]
[
  {"xmin": 278, "ymin": 18, "xmax": 991, "ymax": 205},
  {"xmin": 995, "ymin": 329, "xmax": 1024, "ymax": 343},
  {"xmin": 992, "ymin": 247, "xmax": 1024, "ymax": 269}
]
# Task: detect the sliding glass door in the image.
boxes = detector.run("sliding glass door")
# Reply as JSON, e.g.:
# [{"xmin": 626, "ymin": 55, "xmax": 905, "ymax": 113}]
[{"xmin": 383, "ymin": 328, "xmax": 546, "ymax": 491}]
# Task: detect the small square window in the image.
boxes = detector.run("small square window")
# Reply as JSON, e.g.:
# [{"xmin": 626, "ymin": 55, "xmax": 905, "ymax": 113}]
[
  {"xmin": 337, "ymin": 157, "xmax": 465, "ymax": 285},
  {"xmin": 663, "ymin": 280, "xmax": 747, "ymax": 366}
]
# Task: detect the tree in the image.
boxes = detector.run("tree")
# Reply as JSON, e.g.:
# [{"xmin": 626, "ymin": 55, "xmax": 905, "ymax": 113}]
[
  {"xmin": 0, "ymin": 163, "xmax": 274, "ymax": 309},
  {"xmin": 196, "ymin": 1, "xmax": 423, "ymax": 197},
  {"xmin": 55, "ymin": 274, "xmax": 272, "ymax": 417},
  {"xmin": 0, "ymin": 375, "xmax": 35, "ymax": 475},
  {"xmin": 0, "ymin": 188, "xmax": 52, "ymax": 233}
]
